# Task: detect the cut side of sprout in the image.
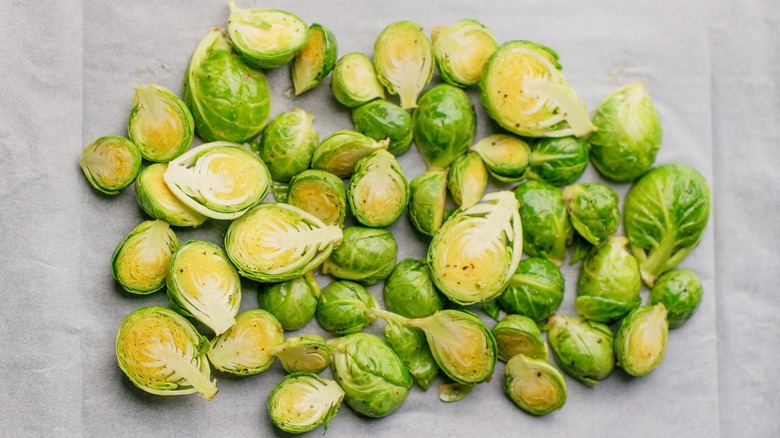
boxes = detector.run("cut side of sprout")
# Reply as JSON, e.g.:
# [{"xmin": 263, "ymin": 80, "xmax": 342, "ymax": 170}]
[
  {"xmin": 111, "ymin": 220, "xmax": 177, "ymax": 295},
  {"xmin": 374, "ymin": 21, "xmax": 434, "ymax": 109},
  {"xmin": 207, "ymin": 309, "xmax": 283, "ymax": 375},
  {"xmin": 79, "ymin": 136, "xmax": 142, "ymax": 195},
  {"xmin": 128, "ymin": 83, "xmax": 193, "ymax": 162},
  {"xmin": 267, "ymin": 373, "xmax": 345, "ymax": 434}
]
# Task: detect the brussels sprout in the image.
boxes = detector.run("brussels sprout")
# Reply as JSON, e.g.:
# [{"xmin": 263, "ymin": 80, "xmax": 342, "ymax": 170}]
[
  {"xmin": 315, "ymin": 280, "xmax": 378, "ymax": 334},
  {"xmin": 348, "ymin": 150, "xmax": 409, "ymax": 227},
  {"xmin": 311, "ymin": 130, "xmax": 389, "ymax": 178},
  {"xmin": 127, "ymin": 83, "xmax": 194, "ymax": 162},
  {"xmin": 321, "ymin": 227, "xmax": 398, "ymax": 285},
  {"xmin": 514, "ymin": 180, "xmax": 573, "ymax": 266},
  {"xmin": 330, "ymin": 53, "xmax": 385, "ymax": 108},
  {"xmin": 590, "ymin": 82, "xmax": 663, "ymax": 182},
  {"xmin": 499, "ymin": 257, "xmax": 565, "ymax": 323},
  {"xmin": 116, "ymin": 306, "xmax": 217, "ymax": 399},
  {"xmin": 271, "ymin": 181, "xmax": 289, "ymax": 203},
  {"xmin": 412, "ymin": 84, "xmax": 477, "ymax": 169},
  {"xmin": 111, "ymin": 220, "xmax": 177, "ymax": 295},
  {"xmin": 164, "ymin": 142, "xmax": 271, "ymax": 220},
  {"xmin": 267, "ymin": 372, "xmax": 345, "ymax": 434},
  {"xmin": 329, "ymin": 333, "xmax": 412, "ymax": 418},
  {"xmin": 492, "ymin": 314, "xmax": 548, "ymax": 362},
  {"xmin": 480, "ymin": 40, "xmax": 595, "ymax": 137},
  {"xmin": 287, "ymin": 169, "xmax": 347, "ymax": 226},
  {"xmin": 374, "ymin": 21, "xmax": 434, "ymax": 109},
  {"xmin": 546, "ymin": 315, "xmax": 615, "ymax": 386},
  {"xmin": 254, "ymin": 108, "xmax": 318, "ymax": 182},
  {"xmin": 384, "ymin": 320, "xmax": 439, "ymax": 390},
  {"xmin": 650, "ymin": 269, "xmax": 703, "ymax": 329},
  {"xmin": 383, "ymin": 258, "xmax": 446, "ymax": 319},
  {"xmin": 273, "ymin": 335, "xmax": 333, "ymax": 374},
  {"xmin": 525, "ymin": 136, "xmax": 589, "ymax": 186},
  {"xmin": 563, "ymin": 183, "xmax": 621, "ymax": 246},
  {"xmin": 227, "ymin": 1, "xmax": 308, "ymax": 69},
  {"xmin": 438, "ymin": 382, "xmax": 475, "ymax": 402},
  {"xmin": 79, "ymin": 136, "xmax": 142, "ymax": 195},
  {"xmin": 431, "ymin": 19, "xmax": 498, "ymax": 88},
  {"xmin": 292, "ymin": 23, "xmax": 338, "ymax": 95},
  {"xmin": 483, "ymin": 299, "xmax": 502, "ymax": 322},
  {"xmin": 615, "ymin": 304, "xmax": 669, "ymax": 377},
  {"xmin": 448, "ymin": 152, "xmax": 488, "ymax": 208},
  {"xmin": 167, "ymin": 240, "xmax": 241, "ymax": 335},
  {"xmin": 429, "ymin": 191, "xmax": 523, "ymax": 305},
  {"xmin": 504, "ymin": 354, "xmax": 566, "ymax": 416},
  {"xmin": 576, "ymin": 236, "xmax": 641, "ymax": 323},
  {"xmin": 351, "ymin": 100, "xmax": 413, "ymax": 156},
  {"xmin": 135, "ymin": 163, "xmax": 208, "ymax": 227},
  {"xmin": 258, "ymin": 272, "xmax": 321, "ymax": 330},
  {"xmin": 207, "ymin": 309, "xmax": 283, "ymax": 375},
  {"xmin": 470, "ymin": 134, "xmax": 531, "ymax": 182},
  {"xmin": 624, "ymin": 163, "xmax": 711, "ymax": 286},
  {"xmin": 408, "ymin": 169, "xmax": 447, "ymax": 236},
  {"xmin": 183, "ymin": 27, "xmax": 271, "ymax": 143},
  {"xmin": 225, "ymin": 203, "xmax": 343, "ymax": 282}
]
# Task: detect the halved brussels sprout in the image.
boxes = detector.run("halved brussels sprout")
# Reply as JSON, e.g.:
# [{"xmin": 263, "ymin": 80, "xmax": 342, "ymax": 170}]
[
  {"xmin": 79, "ymin": 136, "xmax": 141, "ymax": 195},
  {"xmin": 164, "ymin": 142, "xmax": 271, "ymax": 220},
  {"xmin": 546, "ymin": 315, "xmax": 615, "ymax": 386},
  {"xmin": 255, "ymin": 108, "xmax": 318, "ymax": 182},
  {"xmin": 135, "ymin": 163, "xmax": 208, "ymax": 227},
  {"xmin": 287, "ymin": 169, "xmax": 347, "ymax": 226},
  {"xmin": 470, "ymin": 134, "xmax": 531, "ymax": 182},
  {"xmin": 383, "ymin": 258, "xmax": 446, "ymax": 319},
  {"xmin": 514, "ymin": 180, "xmax": 572, "ymax": 266},
  {"xmin": 590, "ymin": 82, "xmax": 663, "ymax": 182},
  {"xmin": 492, "ymin": 314, "xmax": 548, "ymax": 362},
  {"xmin": 258, "ymin": 272, "xmax": 321, "ymax": 330},
  {"xmin": 227, "ymin": 2, "xmax": 308, "ymax": 69},
  {"xmin": 127, "ymin": 83, "xmax": 194, "ymax": 162},
  {"xmin": 111, "ymin": 220, "xmax": 177, "ymax": 295},
  {"xmin": 351, "ymin": 99, "xmax": 413, "ymax": 156},
  {"xmin": 479, "ymin": 40, "xmax": 595, "ymax": 137},
  {"xmin": 614, "ymin": 304, "xmax": 669, "ymax": 377},
  {"xmin": 267, "ymin": 372, "xmax": 345, "ymax": 434},
  {"xmin": 348, "ymin": 150, "xmax": 409, "ymax": 227},
  {"xmin": 431, "ymin": 19, "xmax": 498, "ymax": 88},
  {"xmin": 374, "ymin": 21, "xmax": 434, "ymax": 109},
  {"xmin": 504, "ymin": 354, "xmax": 566, "ymax": 416},
  {"xmin": 429, "ymin": 191, "xmax": 523, "ymax": 305},
  {"xmin": 311, "ymin": 130, "xmax": 389, "ymax": 178},
  {"xmin": 225, "ymin": 203, "xmax": 343, "ymax": 283},
  {"xmin": 292, "ymin": 23, "xmax": 338, "ymax": 95},
  {"xmin": 384, "ymin": 320, "xmax": 439, "ymax": 390},
  {"xmin": 183, "ymin": 27, "xmax": 271, "ymax": 143},
  {"xmin": 167, "ymin": 240, "xmax": 241, "ymax": 335},
  {"xmin": 207, "ymin": 309, "xmax": 284, "ymax": 376},
  {"xmin": 273, "ymin": 334, "xmax": 333, "ymax": 374},
  {"xmin": 412, "ymin": 84, "xmax": 476, "ymax": 170},
  {"xmin": 624, "ymin": 163, "xmax": 711, "ymax": 286},
  {"xmin": 329, "ymin": 333, "xmax": 412, "ymax": 418},
  {"xmin": 409, "ymin": 170, "xmax": 448, "ymax": 237},
  {"xmin": 330, "ymin": 53, "xmax": 385, "ymax": 108},
  {"xmin": 448, "ymin": 152, "xmax": 488, "ymax": 208},
  {"xmin": 438, "ymin": 382, "xmax": 475, "ymax": 402},
  {"xmin": 315, "ymin": 280, "xmax": 378, "ymax": 335},
  {"xmin": 650, "ymin": 268, "xmax": 703, "ymax": 329},
  {"xmin": 116, "ymin": 306, "xmax": 217, "ymax": 399},
  {"xmin": 525, "ymin": 136, "xmax": 589, "ymax": 186},
  {"xmin": 499, "ymin": 257, "xmax": 565, "ymax": 323},
  {"xmin": 563, "ymin": 183, "xmax": 620, "ymax": 246},
  {"xmin": 321, "ymin": 227, "xmax": 398, "ymax": 285}
]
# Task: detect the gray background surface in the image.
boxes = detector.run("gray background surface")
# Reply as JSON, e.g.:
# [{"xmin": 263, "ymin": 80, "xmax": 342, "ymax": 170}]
[{"xmin": 0, "ymin": 0, "xmax": 777, "ymax": 436}]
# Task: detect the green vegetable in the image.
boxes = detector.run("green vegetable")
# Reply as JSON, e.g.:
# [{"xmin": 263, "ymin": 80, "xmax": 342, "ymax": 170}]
[
  {"xmin": 483, "ymin": 298, "xmax": 502, "ymax": 322},
  {"xmin": 470, "ymin": 134, "xmax": 531, "ymax": 182},
  {"xmin": 348, "ymin": 150, "xmax": 409, "ymax": 227},
  {"xmin": 448, "ymin": 152, "xmax": 488, "ymax": 208},
  {"xmin": 438, "ymin": 382, "xmax": 474, "ymax": 402},
  {"xmin": 504, "ymin": 354, "xmax": 567, "ymax": 416},
  {"xmin": 292, "ymin": 23, "xmax": 338, "ymax": 95},
  {"xmin": 525, "ymin": 136, "xmax": 589, "ymax": 186},
  {"xmin": 563, "ymin": 183, "xmax": 621, "ymax": 246},
  {"xmin": 111, "ymin": 220, "xmax": 177, "ymax": 295},
  {"xmin": 287, "ymin": 169, "xmax": 347, "ymax": 226},
  {"xmin": 352, "ymin": 99, "xmax": 413, "ymax": 156},
  {"xmin": 431, "ymin": 19, "xmax": 498, "ymax": 87},
  {"xmin": 650, "ymin": 269, "xmax": 703, "ymax": 328},
  {"xmin": 207, "ymin": 309, "xmax": 284, "ymax": 375},
  {"xmin": 79, "ymin": 136, "xmax": 141, "ymax": 195},
  {"xmin": 311, "ymin": 130, "xmax": 389, "ymax": 178},
  {"xmin": 267, "ymin": 373, "xmax": 345, "ymax": 434},
  {"xmin": 499, "ymin": 257, "xmax": 565, "ymax": 323},
  {"xmin": 384, "ymin": 320, "xmax": 439, "ymax": 390},
  {"xmin": 273, "ymin": 335, "xmax": 333, "ymax": 374},
  {"xmin": 134, "ymin": 163, "xmax": 208, "ymax": 227},
  {"xmin": 271, "ymin": 181, "xmax": 289, "ymax": 203},
  {"xmin": 227, "ymin": 1, "xmax": 308, "ymax": 69},
  {"xmin": 408, "ymin": 169, "xmax": 448, "ymax": 237},
  {"xmin": 321, "ymin": 227, "xmax": 398, "ymax": 286},
  {"xmin": 547, "ymin": 315, "xmax": 615, "ymax": 386},
  {"xmin": 374, "ymin": 21, "xmax": 434, "ymax": 109},
  {"xmin": 315, "ymin": 280, "xmax": 378, "ymax": 334},
  {"xmin": 383, "ymin": 258, "xmax": 446, "ymax": 319},
  {"xmin": 492, "ymin": 314, "xmax": 548, "ymax": 362},
  {"xmin": 127, "ymin": 83, "xmax": 193, "ymax": 162},
  {"xmin": 412, "ymin": 84, "xmax": 476, "ymax": 169},
  {"xmin": 615, "ymin": 304, "xmax": 669, "ymax": 377},
  {"xmin": 330, "ymin": 53, "xmax": 385, "ymax": 108},
  {"xmin": 514, "ymin": 180, "xmax": 573, "ymax": 266},
  {"xmin": 258, "ymin": 272, "xmax": 321, "ymax": 330},
  {"xmin": 254, "ymin": 108, "xmax": 318, "ymax": 182}
]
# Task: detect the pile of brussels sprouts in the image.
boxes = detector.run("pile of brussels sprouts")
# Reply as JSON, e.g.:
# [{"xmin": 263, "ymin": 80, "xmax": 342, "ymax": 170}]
[{"xmin": 80, "ymin": 1, "xmax": 711, "ymax": 433}]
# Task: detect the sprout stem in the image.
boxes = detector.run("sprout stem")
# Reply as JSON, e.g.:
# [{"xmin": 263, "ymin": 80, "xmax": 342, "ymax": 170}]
[{"xmin": 371, "ymin": 308, "xmax": 411, "ymax": 326}]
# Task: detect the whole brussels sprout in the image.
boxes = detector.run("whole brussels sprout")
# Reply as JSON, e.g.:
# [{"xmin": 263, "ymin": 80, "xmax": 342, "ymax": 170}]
[
  {"xmin": 311, "ymin": 130, "xmax": 389, "ymax": 178},
  {"xmin": 650, "ymin": 269, "xmax": 703, "ymax": 328},
  {"xmin": 135, "ymin": 163, "xmax": 208, "ymax": 227},
  {"xmin": 408, "ymin": 169, "xmax": 448, "ymax": 237},
  {"xmin": 267, "ymin": 372, "xmax": 345, "ymax": 434},
  {"xmin": 499, "ymin": 257, "xmax": 565, "ymax": 323},
  {"xmin": 624, "ymin": 163, "xmax": 711, "ymax": 286},
  {"xmin": 374, "ymin": 21, "xmax": 434, "ymax": 109},
  {"xmin": 491, "ymin": 314, "xmax": 548, "ymax": 362},
  {"xmin": 352, "ymin": 100, "xmax": 413, "ymax": 156},
  {"xmin": 448, "ymin": 152, "xmax": 488, "ymax": 208},
  {"xmin": 227, "ymin": 2, "xmax": 308, "ymax": 69},
  {"xmin": 292, "ymin": 23, "xmax": 338, "ymax": 95},
  {"xmin": 383, "ymin": 258, "xmax": 446, "ymax": 319},
  {"xmin": 589, "ymin": 82, "xmax": 662, "ymax": 182},
  {"xmin": 348, "ymin": 150, "xmax": 409, "ymax": 228},
  {"xmin": 514, "ymin": 180, "xmax": 573, "ymax": 266},
  {"xmin": 329, "ymin": 333, "xmax": 412, "ymax": 418},
  {"xmin": 315, "ymin": 280, "xmax": 378, "ymax": 335},
  {"xmin": 576, "ymin": 236, "xmax": 641, "ymax": 323},
  {"xmin": 258, "ymin": 272, "xmax": 321, "ymax": 330},
  {"xmin": 183, "ymin": 27, "xmax": 271, "ymax": 143},
  {"xmin": 480, "ymin": 40, "xmax": 595, "ymax": 137},
  {"xmin": 111, "ymin": 220, "xmax": 177, "ymax": 295},
  {"xmin": 254, "ymin": 108, "xmax": 318, "ymax": 182},
  {"xmin": 546, "ymin": 315, "xmax": 615, "ymax": 386},
  {"xmin": 127, "ymin": 83, "xmax": 194, "ymax": 162},
  {"xmin": 614, "ymin": 304, "xmax": 669, "ymax": 377},
  {"xmin": 330, "ymin": 53, "xmax": 385, "ymax": 108},
  {"xmin": 79, "ymin": 136, "xmax": 141, "ymax": 195},
  {"xmin": 504, "ymin": 354, "xmax": 567, "ymax": 416},
  {"xmin": 431, "ymin": 19, "xmax": 497, "ymax": 87},
  {"xmin": 525, "ymin": 136, "xmax": 589, "ymax": 186},
  {"xmin": 384, "ymin": 320, "xmax": 439, "ymax": 391},
  {"xmin": 287, "ymin": 169, "xmax": 347, "ymax": 226},
  {"xmin": 207, "ymin": 309, "xmax": 284, "ymax": 375},
  {"xmin": 563, "ymin": 183, "xmax": 621, "ymax": 246},
  {"xmin": 116, "ymin": 306, "xmax": 217, "ymax": 399},
  {"xmin": 471, "ymin": 134, "xmax": 531, "ymax": 183},
  {"xmin": 412, "ymin": 84, "xmax": 477, "ymax": 169},
  {"xmin": 322, "ymin": 227, "xmax": 398, "ymax": 285}
]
